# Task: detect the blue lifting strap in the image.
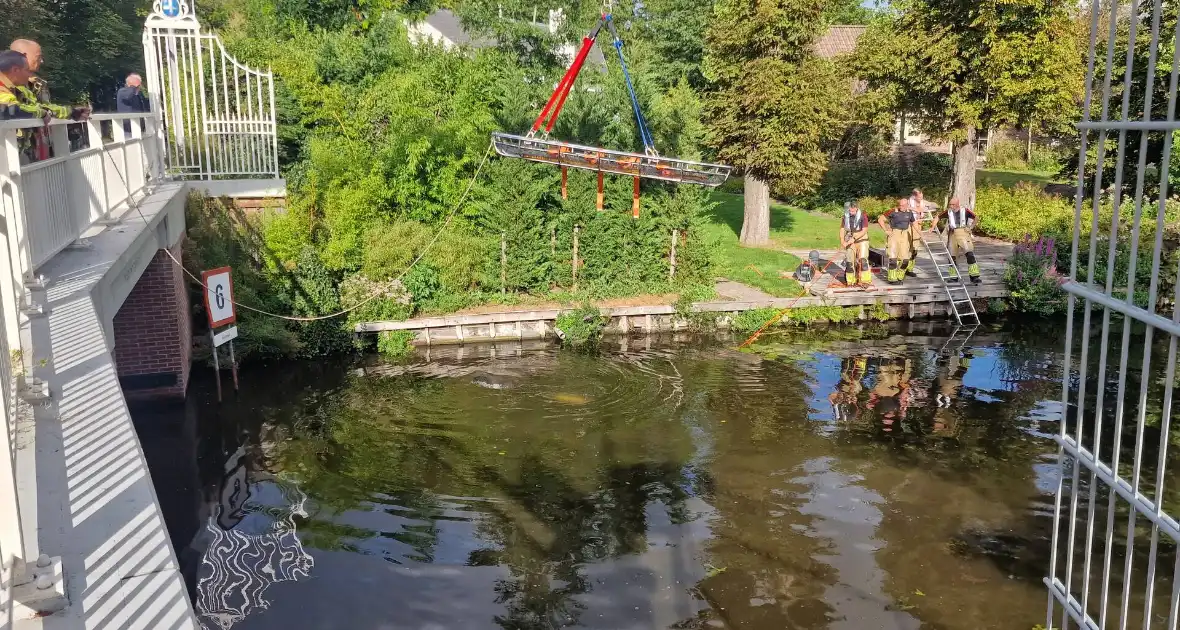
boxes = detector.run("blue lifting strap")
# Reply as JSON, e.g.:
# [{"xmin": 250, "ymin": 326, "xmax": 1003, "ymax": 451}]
[{"xmin": 604, "ymin": 16, "xmax": 656, "ymax": 155}]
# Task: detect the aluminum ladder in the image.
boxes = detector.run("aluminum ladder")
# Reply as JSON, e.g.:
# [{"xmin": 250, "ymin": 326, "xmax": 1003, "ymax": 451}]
[{"xmin": 918, "ymin": 224, "xmax": 980, "ymax": 326}]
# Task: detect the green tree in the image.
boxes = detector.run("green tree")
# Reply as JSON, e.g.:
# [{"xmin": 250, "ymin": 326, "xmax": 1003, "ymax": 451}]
[
  {"xmin": 0, "ymin": 0, "xmax": 148, "ymax": 104},
  {"xmin": 824, "ymin": 0, "xmax": 878, "ymax": 25},
  {"xmin": 702, "ymin": 0, "xmax": 845, "ymax": 246},
  {"xmin": 852, "ymin": 0, "xmax": 1084, "ymax": 204}
]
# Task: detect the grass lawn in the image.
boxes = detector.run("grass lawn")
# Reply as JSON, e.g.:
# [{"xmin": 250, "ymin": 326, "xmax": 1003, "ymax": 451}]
[
  {"xmin": 977, "ymin": 168, "xmax": 1061, "ymax": 190},
  {"xmin": 704, "ymin": 192, "xmax": 886, "ymax": 297}
]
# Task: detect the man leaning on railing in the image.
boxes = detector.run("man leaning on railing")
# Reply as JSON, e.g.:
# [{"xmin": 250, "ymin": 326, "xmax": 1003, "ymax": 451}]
[{"xmin": 1, "ymin": 45, "xmax": 91, "ymax": 163}]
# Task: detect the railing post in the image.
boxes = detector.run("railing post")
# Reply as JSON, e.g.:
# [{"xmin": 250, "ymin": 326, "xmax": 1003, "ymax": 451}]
[
  {"xmin": 144, "ymin": 115, "xmax": 164, "ymax": 184},
  {"xmin": 1, "ymin": 130, "xmax": 35, "ymax": 286},
  {"xmin": 128, "ymin": 117, "xmax": 145, "ymax": 194},
  {"xmin": 86, "ymin": 120, "xmax": 111, "ymax": 220}
]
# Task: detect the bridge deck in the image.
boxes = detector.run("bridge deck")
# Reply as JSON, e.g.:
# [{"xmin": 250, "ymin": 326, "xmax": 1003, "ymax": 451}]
[{"xmin": 14, "ymin": 183, "xmax": 197, "ymax": 630}]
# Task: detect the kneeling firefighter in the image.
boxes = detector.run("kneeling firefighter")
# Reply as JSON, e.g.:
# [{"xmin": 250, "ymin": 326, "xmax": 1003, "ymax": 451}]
[
  {"xmin": 878, "ymin": 198, "xmax": 916, "ymax": 285},
  {"xmin": 938, "ymin": 198, "xmax": 981, "ymax": 284},
  {"xmin": 839, "ymin": 201, "xmax": 872, "ymax": 286}
]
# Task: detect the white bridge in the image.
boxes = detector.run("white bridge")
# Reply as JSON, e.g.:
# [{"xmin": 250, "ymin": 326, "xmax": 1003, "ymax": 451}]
[{"xmin": 0, "ymin": 0, "xmax": 282, "ymax": 628}]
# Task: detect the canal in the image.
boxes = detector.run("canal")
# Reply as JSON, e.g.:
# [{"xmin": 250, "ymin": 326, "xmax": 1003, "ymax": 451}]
[{"xmin": 130, "ymin": 320, "xmax": 1172, "ymax": 629}]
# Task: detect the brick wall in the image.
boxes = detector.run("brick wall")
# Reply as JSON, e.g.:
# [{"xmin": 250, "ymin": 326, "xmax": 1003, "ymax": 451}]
[{"xmin": 112, "ymin": 242, "xmax": 192, "ymax": 399}]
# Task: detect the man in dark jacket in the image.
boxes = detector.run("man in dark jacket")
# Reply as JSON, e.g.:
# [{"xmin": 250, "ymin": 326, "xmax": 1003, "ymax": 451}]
[{"xmin": 116, "ymin": 73, "xmax": 149, "ymax": 135}]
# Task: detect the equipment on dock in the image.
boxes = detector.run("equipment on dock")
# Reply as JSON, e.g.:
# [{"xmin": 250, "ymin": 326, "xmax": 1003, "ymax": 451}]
[
  {"xmin": 918, "ymin": 223, "xmax": 980, "ymax": 326},
  {"xmin": 491, "ymin": 12, "xmax": 730, "ymax": 215}
]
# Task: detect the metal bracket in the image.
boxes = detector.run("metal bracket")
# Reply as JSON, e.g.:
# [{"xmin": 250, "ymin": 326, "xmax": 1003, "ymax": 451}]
[{"xmin": 11, "ymin": 554, "xmax": 68, "ymax": 616}]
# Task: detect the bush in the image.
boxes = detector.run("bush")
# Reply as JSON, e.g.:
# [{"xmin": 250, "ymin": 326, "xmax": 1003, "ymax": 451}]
[
  {"xmin": 376, "ymin": 330, "xmax": 416, "ymax": 358},
  {"xmin": 984, "ymin": 138, "xmax": 1028, "ymax": 170},
  {"xmin": 975, "ymin": 184, "xmax": 1075, "ymax": 242},
  {"xmin": 554, "ymin": 305, "xmax": 607, "ymax": 347},
  {"xmin": 856, "ymin": 196, "xmax": 893, "ymax": 220},
  {"xmin": 1004, "ymin": 235, "xmax": 1067, "ymax": 316},
  {"xmin": 801, "ymin": 153, "xmax": 951, "ymax": 210}
]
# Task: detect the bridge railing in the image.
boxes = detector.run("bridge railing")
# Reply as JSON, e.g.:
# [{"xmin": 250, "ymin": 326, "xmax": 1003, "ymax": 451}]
[{"xmin": 0, "ymin": 113, "xmax": 163, "ymax": 274}]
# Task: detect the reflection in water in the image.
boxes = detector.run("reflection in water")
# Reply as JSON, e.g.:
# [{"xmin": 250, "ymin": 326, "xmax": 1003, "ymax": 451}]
[
  {"xmin": 195, "ymin": 446, "xmax": 314, "ymax": 630},
  {"xmin": 136, "ymin": 321, "xmax": 1180, "ymax": 629}
]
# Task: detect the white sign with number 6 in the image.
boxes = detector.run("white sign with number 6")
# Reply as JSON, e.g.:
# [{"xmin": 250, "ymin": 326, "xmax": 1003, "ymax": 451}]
[{"xmin": 201, "ymin": 266, "xmax": 236, "ymax": 328}]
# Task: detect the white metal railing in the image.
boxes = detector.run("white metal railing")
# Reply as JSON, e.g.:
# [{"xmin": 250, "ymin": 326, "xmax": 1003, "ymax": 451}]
[
  {"xmin": 143, "ymin": 0, "xmax": 279, "ymax": 180},
  {"xmin": 0, "ymin": 113, "xmax": 163, "ymax": 273},
  {"xmin": 1046, "ymin": 0, "xmax": 1180, "ymax": 628}
]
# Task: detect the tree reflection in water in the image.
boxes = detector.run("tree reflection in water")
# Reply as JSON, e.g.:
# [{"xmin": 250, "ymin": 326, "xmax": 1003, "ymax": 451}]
[{"xmin": 165, "ymin": 323, "xmax": 1165, "ymax": 630}]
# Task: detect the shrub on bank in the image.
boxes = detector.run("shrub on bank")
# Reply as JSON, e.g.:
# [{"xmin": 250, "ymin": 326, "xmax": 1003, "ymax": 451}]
[
  {"xmin": 975, "ymin": 184, "xmax": 1074, "ymax": 242},
  {"xmin": 555, "ymin": 305, "xmax": 607, "ymax": 348},
  {"xmin": 1004, "ymin": 235, "xmax": 1067, "ymax": 316}
]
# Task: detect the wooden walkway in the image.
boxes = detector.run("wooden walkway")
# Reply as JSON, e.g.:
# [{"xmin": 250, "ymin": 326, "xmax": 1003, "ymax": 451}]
[{"xmin": 354, "ymin": 238, "xmax": 1013, "ymax": 346}]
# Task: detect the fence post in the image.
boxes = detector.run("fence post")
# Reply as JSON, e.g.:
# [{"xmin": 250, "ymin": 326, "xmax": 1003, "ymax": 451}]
[
  {"xmin": 500, "ymin": 231, "xmax": 507, "ymax": 295},
  {"xmin": 669, "ymin": 229, "xmax": 678, "ymax": 281},
  {"xmin": 86, "ymin": 120, "xmax": 111, "ymax": 220},
  {"xmin": 572, "ymin": 225, "xmax": 580, "ymax": 292}
]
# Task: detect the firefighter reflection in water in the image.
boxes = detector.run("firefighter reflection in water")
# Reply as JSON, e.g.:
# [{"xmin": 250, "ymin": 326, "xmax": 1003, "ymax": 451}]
[
  {"xmin": 829, "ymin": 355, "xmax": 868, "ymax": 422},
  {"xmin": 868, "ymin": 356, "xmax": 913, "ymax": 434},
  {"xmin": 932, "ymin": 349, "xmax": 972, "ymax": 435}
]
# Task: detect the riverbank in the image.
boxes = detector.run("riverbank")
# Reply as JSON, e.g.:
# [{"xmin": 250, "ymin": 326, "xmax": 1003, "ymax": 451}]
[{"xmin": 354, "ymin": 239, "xmax": 1011, "ymax": 346}]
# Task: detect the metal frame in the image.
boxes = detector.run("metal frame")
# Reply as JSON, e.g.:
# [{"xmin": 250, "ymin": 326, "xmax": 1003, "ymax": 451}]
[
  {"xmin": 492, "ymin": 132, "xmax": 731, "ymax": 187},
  {"xmin": 1046, "ymin": 0, "xmax": 1180, "ymax": 628},
  {"xmin": 143, "ymin": 0, "xmax": 279, "ymax": 180}
]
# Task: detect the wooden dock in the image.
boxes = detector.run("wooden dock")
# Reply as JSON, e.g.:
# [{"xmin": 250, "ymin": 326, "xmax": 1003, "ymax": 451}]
[{"xmin": 353, "ymin": 238, "xmax": 1013, "ymax": 346}]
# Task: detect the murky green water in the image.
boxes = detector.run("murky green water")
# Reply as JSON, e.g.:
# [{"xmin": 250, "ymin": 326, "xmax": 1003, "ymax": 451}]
[{"xmin": 139, "ymin": 321, "xmax": 1098, "ymax": 630}]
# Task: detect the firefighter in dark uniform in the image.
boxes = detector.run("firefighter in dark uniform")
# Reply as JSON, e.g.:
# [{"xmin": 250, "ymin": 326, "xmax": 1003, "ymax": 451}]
[
  {"xmin": 878, "ymin": 198, "xmax": 916, "ymax": 285},
  {"xmin": 868, "ymin": 356, "xmax": 912, "ymax": 434},
  {"xmin": 937, "ymin": 197, "xmax": 981, "ymax": 284},
  {"xmin": 839, "ymin": 201, "xmax": 872, "ymax": 287}
]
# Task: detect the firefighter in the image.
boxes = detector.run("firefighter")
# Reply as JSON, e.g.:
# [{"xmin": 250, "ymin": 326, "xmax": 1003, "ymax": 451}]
[
  {"xmin": 932, "ymin": 350, "xmax": 971, "ymax": 434},
  {"xmin": 878, "ymin": 197, "xmax": 916, "ymax": 285},
  {"xmin": 868, "ymin": 356, "xmax": 912, "ymax": 434},
  {"xmin": 907, "ymin": 188, "xmax": 929, "ymax": 276},
  {"xmin": 839, "ymin": 201, "xmax": 872, "ymax": 287},
  {"xmin": 0, "ymin": 51, "xmax": 46, "ymax": 119},
  {"xmin": 829, "ymin": 355, "xmax": 868, "ymax": 422},
  {"xmin": 7, "ymin": 40, "xmax": 89, "ymax": 161},
  {"xmin": 937, "ymin": 197, "xmax": 981, "ymax": 284}
]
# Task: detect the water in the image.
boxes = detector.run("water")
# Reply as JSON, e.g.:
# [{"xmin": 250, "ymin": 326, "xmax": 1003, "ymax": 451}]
[{"xmin": 135, "ymin": 321, "xmax": 1094, "ymax": 630}]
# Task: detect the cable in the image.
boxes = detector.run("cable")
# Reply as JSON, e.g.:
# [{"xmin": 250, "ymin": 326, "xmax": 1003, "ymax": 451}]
[{"xmin": 101, "ymin": 137, "xmax": 494, "ymax": 322}]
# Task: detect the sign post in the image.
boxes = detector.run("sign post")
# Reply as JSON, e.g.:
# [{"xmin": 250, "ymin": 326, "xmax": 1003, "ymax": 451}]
[{"xmin": 202, "ymin": 266, "xmax": 238, "ymax": 401}]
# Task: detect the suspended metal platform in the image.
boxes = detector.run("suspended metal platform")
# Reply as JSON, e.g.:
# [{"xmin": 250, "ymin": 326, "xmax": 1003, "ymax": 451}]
[{"xmin": 492, "ymin": 133, "xmax": 731, "ymax": 187}]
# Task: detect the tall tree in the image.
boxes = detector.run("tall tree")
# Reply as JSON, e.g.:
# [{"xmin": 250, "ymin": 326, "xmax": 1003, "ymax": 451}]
[
  {"xmin": 852, "ymin": 0, "xmax": 1084, "ymax": 204},
  {"xmin": 703, "ymin": 0, "xmax": 845, "ymax": 246},
  {"xmin": 824, "ymin": 0, "xmax": 878, "ymax": 25}
]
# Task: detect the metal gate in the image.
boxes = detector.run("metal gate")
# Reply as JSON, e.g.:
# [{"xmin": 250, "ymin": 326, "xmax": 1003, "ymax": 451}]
[
  {"xmin": 1046, "ymin": 0, "xmax": 1180, "ymax": 628},
  {"xmin": 143, "ymin": 0, "xmax": 279, "ymax": 180}
]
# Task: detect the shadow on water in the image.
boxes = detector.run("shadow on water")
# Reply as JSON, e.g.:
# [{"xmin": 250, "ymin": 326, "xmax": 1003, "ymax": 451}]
[{"xmin": 129, "ymin": 319, "xmax": 1180, "ymax": 630}]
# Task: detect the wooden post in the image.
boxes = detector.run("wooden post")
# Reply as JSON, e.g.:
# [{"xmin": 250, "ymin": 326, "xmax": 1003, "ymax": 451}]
[
  {"xmin": 596, "ymin": 171, "xmax": 604, "ymax": 211},
  {"xmin": 669, "ymin": 229, "xmax": 678, "ymax": 280},
  {"xmin": 572, "ymin": 225, "xmax": 580, "ymax": 292},
  {"xmin": 551, "ymin": 228, "xmax": 556, "ymax": 259},
  {"xmin": 500, "ymin": 231, "xmax": 507, "ymax": 295},
  {"xmin": 632, "ymin": 177, "xmax": 640, "ymax": 218},
  {"xmin": 210, "ymin": 331, "xmax": 222, "ymax": 402}
]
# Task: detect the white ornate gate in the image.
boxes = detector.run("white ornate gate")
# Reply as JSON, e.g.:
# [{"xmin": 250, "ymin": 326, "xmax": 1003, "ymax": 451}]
[
  {"xmin": 1046, "ymin": 1, "xmax": 1180, "ymax": 628},
  {"xmin": 143, "ymin": 0, "xmax": 279, "ymax": 180}
]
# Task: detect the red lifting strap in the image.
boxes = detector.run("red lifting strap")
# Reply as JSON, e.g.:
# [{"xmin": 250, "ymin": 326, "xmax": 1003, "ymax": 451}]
[{"xmin": 530, "ymin": 17, "xmax": 607, "ymax": 134}]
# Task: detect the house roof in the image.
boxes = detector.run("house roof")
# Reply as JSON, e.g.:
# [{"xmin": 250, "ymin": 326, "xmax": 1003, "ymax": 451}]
[
  {"xmin": 815, "ymin": 25, "xmax": 866, "ymax": 59},
  {"xmin": 422, "ymin": 9, "xmax": 486, "ymax": 47}
]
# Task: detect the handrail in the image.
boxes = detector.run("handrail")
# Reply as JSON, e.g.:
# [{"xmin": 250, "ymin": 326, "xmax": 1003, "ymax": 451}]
[
  {"xmin": 0, "ymin": 111, "xmax": 157, "ymax": 130},
  {"xmin": 0, "ymin": 112, "xmax": 162, "ymax": 272}
]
